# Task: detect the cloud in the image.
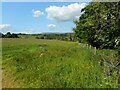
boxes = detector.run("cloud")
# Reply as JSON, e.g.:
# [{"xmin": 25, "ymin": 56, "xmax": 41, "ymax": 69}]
[
  {"xmin": 0, "ymin": 24, "xmax": 11, "ymax": 30},
  {"xmin": 58, "ymin": 0, "xmax": 64, "ymax": 2},
  {"xmin": 45, "ymin": 3, "xmax": 87, "ymax": 22},
  {"xmin": 48, "ymin": 24, "xmax": 56, "ymax": 28},
  {"xmin": 75, "ymin": 16, "xmax": 80, "ymax": 20},
  {"xmin": 32, "ymin": 9, "xmax": 44, "ymax": 17}
]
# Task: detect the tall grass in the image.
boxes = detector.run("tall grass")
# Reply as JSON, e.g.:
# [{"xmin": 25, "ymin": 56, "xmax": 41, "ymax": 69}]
[{"xmin": 2, "ymin": 38, "xmax": 118, "ymax": 88}]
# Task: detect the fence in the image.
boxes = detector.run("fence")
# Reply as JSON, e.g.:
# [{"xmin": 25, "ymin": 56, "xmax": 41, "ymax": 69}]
[
  {"xmin": 78, "ymin": 43, "xmax": 96, "ymax": 55},
  {"xmin": 78, "ymin": 42, "xmax": 120, "ymax": 87}
]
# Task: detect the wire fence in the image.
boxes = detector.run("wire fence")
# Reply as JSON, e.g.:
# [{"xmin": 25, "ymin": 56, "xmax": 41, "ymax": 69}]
[{"xmin": 78, "ymin": 42, "xmax": 120, "ymax": 87}]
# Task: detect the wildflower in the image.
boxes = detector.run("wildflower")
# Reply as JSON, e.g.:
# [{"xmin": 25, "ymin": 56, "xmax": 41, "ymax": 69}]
[
  {"xmin": 104, "ymin": 77, "xmax": 107, "ymax": 80},
  {"xmin": 105, "ymin": 82, "xmax": 109, "ymax": 85},
  {"xmin": 100, "ymin": 84, "xmax": 102, "ymax": 87},
  {"xmin": 40, "ymin": 53, "xmax": 43, "ymax": 57}
]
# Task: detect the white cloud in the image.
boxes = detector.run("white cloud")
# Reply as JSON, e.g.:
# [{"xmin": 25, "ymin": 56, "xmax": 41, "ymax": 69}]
[
  {"xmin": 0, "ymin": 24, "xmax": 11, "ymax": 30},
  {"xmin": 45, "ymin": 3, "xmax": 87, "ymax": 22},
  {"xmin": 48, "ymin": 24, "xmax": 56, "ymax": 28},
  {"xmin": 32, "ymin": 9, "xmax": 44, "ymax": 17},
  {"xmin": 75, "ymin": 16, "xmax": 80, "ymax": 20},
  {"xmin": 58, "ymin": 0, "xmax": 64, "ymax": 2}
]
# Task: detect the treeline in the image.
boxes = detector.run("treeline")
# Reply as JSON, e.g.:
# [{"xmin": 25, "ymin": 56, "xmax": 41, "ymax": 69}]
[
  {"xmin": 1, "ymin": 32, "xmax": 76, "ymax": 41},
  {"xmin": 0, "ymin": 32, "xmax": 19, "ymax": 38},
  {"xmin": 34, "ymin": 33, "xmax": 76, "ymax": 41},
  {"xmin": 73, "ymin": 2, "xmax": 120, "ymax": 49}
]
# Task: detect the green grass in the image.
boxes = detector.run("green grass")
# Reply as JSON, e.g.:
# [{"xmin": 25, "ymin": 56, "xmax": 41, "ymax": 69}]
[{"xmin": 2, "ymin": 38, "xmax": 117, "ymax": 88}]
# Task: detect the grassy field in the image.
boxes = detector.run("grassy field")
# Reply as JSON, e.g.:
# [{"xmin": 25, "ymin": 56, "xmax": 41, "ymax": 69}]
[{"xmin": 2, "ymin": 38, "xmax": 118, "ymax": 88}]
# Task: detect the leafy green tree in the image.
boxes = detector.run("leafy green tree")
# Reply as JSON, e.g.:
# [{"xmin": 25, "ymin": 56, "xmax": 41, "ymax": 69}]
[
  {"xmin": 12, "ymin": 33, "xmax": 19, "ymax": 38},
  {"xmin": 5, "ymin": 32, "xmax": 12, "ymax": 38},
  {"xmin": 0, "ymin": 33, "xmax": 4, "ymax": 38},
  {"xmin": 73, "ymin": 2, "xmax": 120, "ymax": 49},
  {"xmin": 2, "ymin": 32, "xmax": 19, "ymax": 38}
]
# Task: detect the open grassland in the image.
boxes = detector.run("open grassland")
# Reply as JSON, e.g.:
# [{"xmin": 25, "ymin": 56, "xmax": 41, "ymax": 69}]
[{"xmin": 2, "ymin": 38, "xmax": 117, "ymax": 88}]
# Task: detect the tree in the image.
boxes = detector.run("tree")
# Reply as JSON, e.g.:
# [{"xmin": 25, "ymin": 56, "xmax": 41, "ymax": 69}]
[
  {"xmin": 12, "ymin": 33, "xmax": 19, "ymax": 38},
  {"xmin": 0, "ymin": 33, "xmax": 5, "ymax": 38},
  {"xmin": 5, "ymin": 32, "xmax": 12, "ymax": 38},
  {"xmin": 73, "ymin": 2, "xmax": 120, "ymax": 49},
  {"xmin": 2, "ymin": 32, "xmax": 19, "ymax": 38}
]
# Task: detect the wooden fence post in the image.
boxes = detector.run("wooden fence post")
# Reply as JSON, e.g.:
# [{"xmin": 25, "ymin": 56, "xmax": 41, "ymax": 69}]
[
  {"xmin": 89, "ymin": 45, "xmax": 91, "ymax": 50},
  {"xmin": 94, "ymin": 47, "xmax": 96, "ymax": 55}
]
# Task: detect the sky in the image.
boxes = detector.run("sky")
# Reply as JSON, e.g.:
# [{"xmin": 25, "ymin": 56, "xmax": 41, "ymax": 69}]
[{"xmin": 0, "ymin": 1, "xmax": 90, "ymax": 34}]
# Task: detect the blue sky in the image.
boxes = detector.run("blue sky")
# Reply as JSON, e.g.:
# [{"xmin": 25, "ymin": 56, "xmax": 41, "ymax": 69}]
[{"xmin": 1, "ymin": 2, "xmax": 90, "ymax": 34}]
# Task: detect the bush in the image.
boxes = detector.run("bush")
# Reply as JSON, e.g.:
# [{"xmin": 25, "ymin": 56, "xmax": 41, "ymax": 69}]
[
  {"xmin": 35, "ymin": 36, "xmax": 40, "ymax": 39},
  {"xmin": 117, "ymin": 47, "xmax": 120, "ymax": 58},
  {"xmin": 40, "ymin": 36, "xmax": 44, "ymax": 39}
]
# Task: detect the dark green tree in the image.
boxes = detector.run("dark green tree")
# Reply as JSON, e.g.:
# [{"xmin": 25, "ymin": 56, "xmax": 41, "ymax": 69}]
[
  {"xmin": 73, "ymin": 2, "xmax": 120, "ymax": 49},
  {"xmin": 5, "ymin": 32, "xmax": 12, "ymax": 38},
  {"xmin": 12, "ymin": 33, "xmax": 19, "ymax": 38}
]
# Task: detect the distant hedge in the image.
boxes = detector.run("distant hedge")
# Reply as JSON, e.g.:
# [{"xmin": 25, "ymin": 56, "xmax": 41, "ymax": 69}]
[{"xmin": 35, "ymin": 33, "xmax": 76, "ymax": 41}]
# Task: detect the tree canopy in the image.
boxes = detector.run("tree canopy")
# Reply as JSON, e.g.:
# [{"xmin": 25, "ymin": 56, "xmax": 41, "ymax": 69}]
[{"xmin": 73, "ymin": 2, "xmax": 120, "ymax": 49}]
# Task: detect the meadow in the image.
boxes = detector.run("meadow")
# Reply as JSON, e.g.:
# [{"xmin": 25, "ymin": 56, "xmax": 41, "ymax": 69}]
[{"xmin": 2, "ymin": 38, "xmax": 118, "ymax": 88}]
